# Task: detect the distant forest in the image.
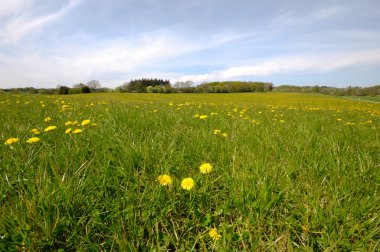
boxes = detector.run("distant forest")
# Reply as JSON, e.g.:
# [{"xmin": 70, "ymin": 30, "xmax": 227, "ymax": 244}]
[{"xmin": 1, "ymin": 79, "xmax": 379, "ymax": 97}]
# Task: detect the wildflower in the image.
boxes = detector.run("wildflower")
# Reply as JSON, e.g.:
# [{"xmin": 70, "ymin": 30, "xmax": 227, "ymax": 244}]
[
  {"xmin": 65, "ymin": 128, "xmax": 72, "ymax": 134},
  {"xmin": 5, "ymin": 138, "xmax": 19, "ymax": 145},
  {"xmin": 213, "ymin": 129, "xmax": 221, "ymax": 135},
  {"xmin": 30, "ymin": 128, "xmax": 40, "ymax": 135},
  {"xmin": 279, "ymin": 120, "xmax": 285, "ymax": 123},
  {"xmin": 210, "ymin": 112, "xmax": 218, "ymax": 116},
  {"xmin": 44, "ymin": 117, "xmax": 52, "ymax": 122},
  {"xmin": 169, "ymin": 102, "xmax": 174, "ymax": 106},
  {"xmin": 209, "ymin": 228, "xmax": 222, "ymax": 240},
  {"xmin": 72, "ymin": 129, "xmax": 83, "ymax": 134},
  {"xmin": 26, "ymin": 137, "xmax": 40, "ymax": 143},
  {"xmin": 65, "ymin": 121, "xmax": 73, "ymax": 126},
  {"xmin": 199, "ymin": 163, "xmax": 213, "ymax": 174},
  {"xmin": 221, "ymin": 133, "xmax": 228, "ymax": 138},
  {"xmin": 44, "ymin": 126, "xmax": 57, "ymax": 132},
  {"xmin": 193, "ymin": 114, "xmax": 200, "ymax": 118},
  {"xmin": 199, "ymin": 115, "xmax": 208, "ymax": 119},
  {"xmin": 157, "ymin": 174, "xmax": 173, "ymax": 186},
  {"xmin": 81, "ymin": 119, "xmax": 91, "ymax": 126},
  {"xmin": 346, "ymin": 122, "xmax": 355, "ymax": 126},
  {"xmin": 336, "ymin": 118, "xmax": 342, "ymax": 121},
  {"xmin": 181, "ymin": 178, "xmax": 195, "ymax": 190}
]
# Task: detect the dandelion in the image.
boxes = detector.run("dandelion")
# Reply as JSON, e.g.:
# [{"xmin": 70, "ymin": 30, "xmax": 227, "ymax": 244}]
[
  {"xmin": 72, "ymin": 129, "xmax": 83, "ymax": 134},
  {"xmin": 213, "ymin": 129, "xmax": 221, "ymax": 135},
  {"xmin": 199, "ymin": 115, "xmax": 208, "ymax": 119},
  {"xmin": 221, "ymin": 133, "xmax": 228, "ymax": 138},
  {"xmin": 209, "ymin": 228, "xmax": 222, "ymax": 240},
  {"xmin": 169, "ymin": 102, "xmax": 174, "ymax": 106},
  {"xmin": 30, "ymin": 128, "xmax": 40, "ymax": 135},
  {"xmin": 26, "ymin": 137, "xmax": 40, "ymax": 143},
  {"xmin": 199, "ymin": 163, "xmax": 213, "ymax": 174},
  {"xmin": 81, "ymin": 119, "xmax": 91, "ymax": 126},
  {"xmin": 210, "ymin": 112, "xmax": 218, "ymax": 116},
  {"xmin": 181, "ymin": 178, "xmax": 195, "ymax": 190},
  {"xmin": 336, "ymin": 118, "xmax": 342, "ymax": 121},
  {"xmin": 157, "ymin": 174, "xmax": 172, "ymax": 186},
  {"xmin": 65, "ymin": 128, "xmax": 72, "ymax": 134},
  {"xmin": 44, "ymin": 126, "xmax": 57, "ymax": 132},
  {"xmin": 5, "ymin": 138, "xmax": 19, "ymax": 145},
  {"xmin": 65, "ymin": 121, "xmax": 73, "ymax": 126},
  {"xmin": 44, "ymin": 117, "xmax": 52, "ymax": 122},
  {"xmin": 193, "ymin": 114, "xmax": 200, "ymax": 118},
  {"xmin": 279, "ymin": 120, "xmax": 285, "ymax": 123}
]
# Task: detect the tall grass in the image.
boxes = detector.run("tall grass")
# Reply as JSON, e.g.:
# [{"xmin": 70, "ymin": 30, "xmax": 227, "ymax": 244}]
[{"xmin": 0, "ymin": 93, "xmax": 379, "ymax": 251}]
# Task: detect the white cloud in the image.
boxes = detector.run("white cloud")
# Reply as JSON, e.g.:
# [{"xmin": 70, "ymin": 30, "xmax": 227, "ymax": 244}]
[
  {"xmin": 176, "ymin": 49, "xmax": 380, "ymax": 83},
  {"xmin": 0, "ymin": 0, "xmax": 28, "ymax": 18},
  {"xmin": 0, "ymin": 29, "xmax": 248, "ymax": 88},
  {"xmin": 1, "ymin": 0, "xmax": 80, "ymax": 44}
]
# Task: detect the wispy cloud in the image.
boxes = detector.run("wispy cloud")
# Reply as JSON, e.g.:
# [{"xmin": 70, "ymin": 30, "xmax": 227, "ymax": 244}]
[
  {"xmin": 0, "ymin": 30, "xmax": 245, "ymax": 87},
  {"xmin": 1, "ymin": 0, "xmax": 80, "ymax": 44},
  {"xmin": 176, "ymin": 49, "xmax": 380, "ymax": 83}
]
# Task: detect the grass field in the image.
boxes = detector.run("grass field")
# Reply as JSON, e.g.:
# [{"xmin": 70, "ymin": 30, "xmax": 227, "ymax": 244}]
[
  {"xmin": 1, "ymin": 93, "xmax": 379, "ymax": 251},
  {"xmin": 344, "ymin": 96, "xmax": 380, "ymax": 103}
]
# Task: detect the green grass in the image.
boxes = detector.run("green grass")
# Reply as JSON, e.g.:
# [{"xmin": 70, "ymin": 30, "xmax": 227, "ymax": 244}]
[
  {"xmin": 344, "ymin": 96, "xmax": 380, "ymax": 102},
  {"xmin": 1, "ymin": 93, "xmax": 379, "ymax": 251}
]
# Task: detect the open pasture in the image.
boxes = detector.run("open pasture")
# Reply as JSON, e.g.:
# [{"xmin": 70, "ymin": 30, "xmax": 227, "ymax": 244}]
[{"xmin": 1, "ymin": 93, "xmax": 379, "ymax": 251}]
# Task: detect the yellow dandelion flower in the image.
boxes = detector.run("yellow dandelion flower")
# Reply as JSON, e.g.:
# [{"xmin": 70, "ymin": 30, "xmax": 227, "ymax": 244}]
[
  {"xmin": 81, "ymin": 119, "xmax": 91, "ymax": 126},
  {"xmin": 72, "ymin": 129, "xmax": 83, "ymax": 134},
  {"xmin": 209, "ymin": 228, "xmax": 222, "ymax": 240},
  {"xmin": 193, "ymin": 114, "xmax": 200, "ymax": 118},
  {"xmin": 199, "ymin": 163, "xmax": 213, "ymax": 174},
  {"xmin": 30, "ymin": 128, "xmax": 41, "ymax": 135},
  {"xmin": 199, "ymin": 115, "xmax": 208, "ymax": 119},
  {"xmin": 213, "ymin": 129, "xmax": 221, "ymax": 135},
  {"xmin": 210, "ymin": 112, "xmax": 218, "ymax": 116},
  {"xmin": 336, "ymin": 118, "xmax": 342, "ymax": 121},
  {"xmin": 5, "ymin": 138, "xmax": 19, "ymax": 145},
  {"xmin": 65, "ymin": 128, "xmax": 72, "ymax": 134},
  {"xmin": 44, "ymin": 126, "xmax": 57, "ymax": 132},
  {"xmin": 65, "ymin": 121, "xmax": 73, "ymax": 126},
  {"xmin": 346, "ymin": 122, "xmax": 355, "ymax": 126},
  {"xmin": 44, "ymin": 117, "xmax": 52, "ymax": 122},
  {"xmin": 221, "ymin": 133, "xmax": 228, "ymax": 138},
  {"xmin": 169, "ymin": 102, "xmax": 174, "ymax": 106},
  {"xmin": 181, "ymin": 178, "xmax": 195, "ymax": 190},
  {"xmin": 279, "ymin": 120, "xmax": 285, "ymax": 123},
  {"xmin": 157, "ymin": 174, "xmax": 172, "ymax": 186},
  {"xmin": 72, "ymin": 121, "xmax": 79, "ymax": 125},
  {"xmin": 26, "ymin": 137, "xmax": 40, "ymax": 143}
]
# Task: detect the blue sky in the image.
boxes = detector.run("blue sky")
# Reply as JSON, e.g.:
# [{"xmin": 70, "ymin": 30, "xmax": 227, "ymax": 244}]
[{"xmin": 0, "ymin": 0, "xmax": 379, "ymax": 88}]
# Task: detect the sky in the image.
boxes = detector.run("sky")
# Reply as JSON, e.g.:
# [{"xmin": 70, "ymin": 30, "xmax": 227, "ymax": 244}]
[{"xmin": 0, "ymin": 0, "xmax": 379, "ymax": 89}]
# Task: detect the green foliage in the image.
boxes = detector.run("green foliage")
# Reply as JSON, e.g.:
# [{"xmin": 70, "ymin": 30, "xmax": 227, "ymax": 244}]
[
  {"xmin": 197, "ymin": 81, "xmax": 273, "ymax": 93},
  {"xmin": 124, "ymin": 78, "xmax": 172, "ymax": 93},
  {"xmin": 276, "ymin": 84, "xmax": 380, "ymax": 96},
  {"xmin": 0, "ymin": 93, "xmax": 379, "ymax": 250}
]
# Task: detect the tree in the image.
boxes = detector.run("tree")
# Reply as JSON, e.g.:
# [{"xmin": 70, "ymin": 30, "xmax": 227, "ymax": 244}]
[
  {"xmin": 87, "ymin": 80, "xmax": 101, "ymax": 90},
  {"xmin": 57, "ymin": 86, "xmax": 70, "ymax": 95},
  {"xmin": 174, "ymin": 81, "xmax": 193, "ymax": 89}
]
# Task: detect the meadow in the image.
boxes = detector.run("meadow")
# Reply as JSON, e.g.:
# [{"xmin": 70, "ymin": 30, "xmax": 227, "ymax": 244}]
[{"xmin": 0, "ymin": 93, "xmax": 379, "ymax": 251}]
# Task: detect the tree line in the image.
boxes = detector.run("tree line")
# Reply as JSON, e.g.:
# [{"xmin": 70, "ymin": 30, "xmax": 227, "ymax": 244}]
[
  {"xmin": 1, "ymin": 79, "xmax": 379, "ymax": 97},
  {"xmin": 274, "ymin": 85, "xmax": 380, "ymax": 96}
]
